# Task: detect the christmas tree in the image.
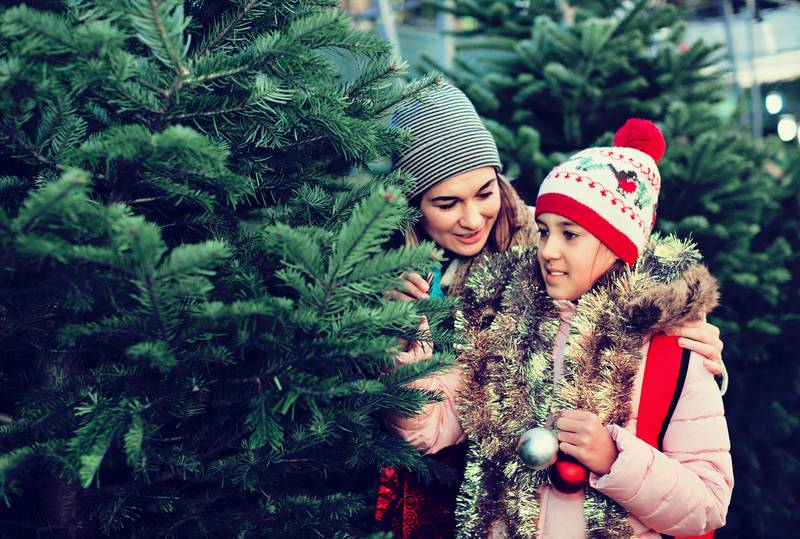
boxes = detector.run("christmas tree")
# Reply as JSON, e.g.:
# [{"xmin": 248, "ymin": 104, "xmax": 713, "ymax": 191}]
[
  {"xmin": 429, "ymin": 0, "xmax": 800, "ymax": 535},
  {"xmin": 0, "ymin": 1, "xmax": 451, "ymax": 536}
]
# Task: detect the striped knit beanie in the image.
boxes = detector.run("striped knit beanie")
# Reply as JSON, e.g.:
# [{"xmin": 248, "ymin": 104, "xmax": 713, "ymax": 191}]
[
  {"xmin": 535, "ymin": 119, "xmax": 666, "ymax": 266},
  {"xmin": 390, "ymin": 82, "xmax": 502, "ymax": 200}
]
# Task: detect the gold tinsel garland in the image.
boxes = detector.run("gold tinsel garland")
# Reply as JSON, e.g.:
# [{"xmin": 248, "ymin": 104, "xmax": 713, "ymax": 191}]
[{"xmin": 454, "ymin": 235, "xmax": 717, "ymax": 538}]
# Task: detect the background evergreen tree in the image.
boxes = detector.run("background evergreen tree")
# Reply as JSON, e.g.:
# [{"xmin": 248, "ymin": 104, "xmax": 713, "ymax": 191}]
[
  {"xmin": 427, "ymin": 0, "xmax": 800, "ymax": 535},
  {"xmin": 0, "ymin": 1, "xmax": 452, "ymax": 536}
]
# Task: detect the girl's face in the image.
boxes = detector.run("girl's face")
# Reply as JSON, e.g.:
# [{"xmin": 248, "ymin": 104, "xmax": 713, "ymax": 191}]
[
  {"xmin": 419, "ymin": 166, "xmax": 501, "ymax": 257},
  {"xmin": 536, "ymin": 213, "xmax": 619, "ymax": 301}
]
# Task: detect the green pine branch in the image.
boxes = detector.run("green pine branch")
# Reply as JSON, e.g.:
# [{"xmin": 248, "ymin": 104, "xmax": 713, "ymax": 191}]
[
  {"xmin": 192, "ymin": 0, "xmax": 260, "ymax": 60},
  {"xmin": 124, "ymin": 0, "xmax": 190, "ymax": 76}
]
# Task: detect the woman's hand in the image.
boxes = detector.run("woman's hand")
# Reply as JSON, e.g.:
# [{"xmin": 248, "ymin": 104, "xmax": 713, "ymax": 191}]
[
  {"xmin": 384, "ymin": 273, "xmax": 432, "ymax": 362},
  {"xmin": 669, "ymin": 319, "xmax": 724, "ymax": 375},
  {"xmin": 394, "ymin": 316, "xmax": 433, "ymax": 365},
  {"xmin": 555, "ymin": 410, "xmax": 618, "ymax": 476},
  {"xmin": 384, "ymin": 272, "xmax": 430, "ymax": 302}
]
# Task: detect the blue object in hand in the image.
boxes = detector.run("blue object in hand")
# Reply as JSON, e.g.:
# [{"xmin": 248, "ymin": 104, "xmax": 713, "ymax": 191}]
[{"xmin": 428, "ymin": 268, "xmax": 444, "ymax": 299}]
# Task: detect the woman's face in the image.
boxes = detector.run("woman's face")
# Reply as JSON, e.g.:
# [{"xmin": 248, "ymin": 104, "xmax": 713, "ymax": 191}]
[
  {"xmin": 419, "ymin": 167, "xmax": 501, "ymax": 257},
  {"xmin": 536, "ymin": 213, "xmax": 619, "ymax": 301}
]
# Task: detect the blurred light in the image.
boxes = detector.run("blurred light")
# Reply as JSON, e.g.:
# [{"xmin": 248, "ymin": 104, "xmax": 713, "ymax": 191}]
[
  {"xmin": 777, "ymin": 115, "xmax": 797, "ymax": 142},
  {"xmin": 765, "ymin": 92, "xmax": 783, "ymax": 114}
]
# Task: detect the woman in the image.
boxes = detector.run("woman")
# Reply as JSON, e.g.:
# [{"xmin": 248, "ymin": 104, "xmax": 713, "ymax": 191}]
[{"xmin": 374, "ymin": 82, "xmax": 725, "ymax": 538}]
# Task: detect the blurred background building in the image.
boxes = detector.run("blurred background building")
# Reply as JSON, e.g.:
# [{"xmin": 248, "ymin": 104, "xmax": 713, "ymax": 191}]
[{"xmin": 342, "ymin": 0, "xmax": 800, "ymax": 144}]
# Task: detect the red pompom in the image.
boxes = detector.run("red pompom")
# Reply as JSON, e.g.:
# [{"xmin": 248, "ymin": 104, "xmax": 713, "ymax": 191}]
[{"xmin": 613, "ymin": 118, "xmax": 666, "ymax": 163}]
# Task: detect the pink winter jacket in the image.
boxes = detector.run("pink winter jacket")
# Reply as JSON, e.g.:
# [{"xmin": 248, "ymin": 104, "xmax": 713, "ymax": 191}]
[{"xmin": 384, "ymin": 305, "xmax": 733, "ymax": 538}]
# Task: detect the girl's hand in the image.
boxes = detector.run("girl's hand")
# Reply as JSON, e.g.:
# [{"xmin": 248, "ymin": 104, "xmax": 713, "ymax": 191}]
[
  {"xmin": 555, "ymin": 409, "xmax": 618, "ymax": 475},
  {"xmin": 669, "ymin": 319, "xmax": 724, "ymax": 375},
  {"xmin": 384, "ymin": 272, "xmax": 430, "ymax": 302}
]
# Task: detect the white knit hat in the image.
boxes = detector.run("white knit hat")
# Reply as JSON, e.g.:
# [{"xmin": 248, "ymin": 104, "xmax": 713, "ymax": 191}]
[{"xmin": 535, "ymin": 119, "xmax": 666, "ymax": 266}]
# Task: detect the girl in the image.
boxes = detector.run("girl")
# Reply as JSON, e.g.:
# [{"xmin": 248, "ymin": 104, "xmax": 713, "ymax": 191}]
[
  {"xmin": 453, "ymin": 119, "xmax": 732, "ymax": 537},
  {"xmin": 377, "ymin": 82, "xmax": 727, "ymax": 538}
]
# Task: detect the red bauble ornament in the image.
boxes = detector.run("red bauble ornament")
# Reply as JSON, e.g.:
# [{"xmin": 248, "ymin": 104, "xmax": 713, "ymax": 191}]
[
  {"xmin": 547, "ymin": 452, "xmax": 590, "ymax": 494},
  {"xmin": 613, "ymin": 118, "xmax": 666, "ymax": 164}
]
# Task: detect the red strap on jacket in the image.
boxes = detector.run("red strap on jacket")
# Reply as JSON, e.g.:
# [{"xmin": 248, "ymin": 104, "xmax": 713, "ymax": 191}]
[{"xmin": 637, "ymin": 333, "xmax": 714, "ymax": 539}]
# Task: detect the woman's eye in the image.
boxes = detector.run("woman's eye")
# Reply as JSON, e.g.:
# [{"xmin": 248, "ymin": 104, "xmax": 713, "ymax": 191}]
[
  {"xmin": 477, "ymin": 191, "xmax": 494, "ymax": 199},
  {"xmin": 436, "ymin": 203, "xmax": 456, "ymax": 210},
  {"xmin": 564, "ymin": 231, "xmax": 578, "ymax": 240},
  {"xmin": 538, "ymin": 229, "xmax": 548, "ymax": 237}
]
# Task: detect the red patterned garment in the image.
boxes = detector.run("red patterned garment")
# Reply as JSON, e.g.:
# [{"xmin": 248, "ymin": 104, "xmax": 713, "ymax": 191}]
[{"xmin": 374, "ymin": 443, "xmax": 467, "ymax": 539}]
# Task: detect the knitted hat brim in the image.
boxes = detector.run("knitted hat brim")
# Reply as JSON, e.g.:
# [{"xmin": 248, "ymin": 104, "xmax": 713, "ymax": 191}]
[{"xmin": 535, "ymin": 193, "xmax": 639, "ymax": 266}]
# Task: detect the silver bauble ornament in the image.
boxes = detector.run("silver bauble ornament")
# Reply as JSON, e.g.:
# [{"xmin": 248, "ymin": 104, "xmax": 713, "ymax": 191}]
[{"xmin": 516, "ymin": 427, "xmax": 559, "ymax": 470}]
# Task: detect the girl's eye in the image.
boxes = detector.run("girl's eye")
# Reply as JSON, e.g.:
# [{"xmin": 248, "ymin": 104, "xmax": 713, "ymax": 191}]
[
  {"xmin": 477, "ymin": 191, "xmax": 494, "ymax": 199},
  {"xmin": 538, "ymin": 229, "xmax": 548, "ymax": 237},
  {"xmin": 564, "ymin": 231, "xmax": 578, "ymax": 240},
  {"xmin": 436, "ymin": 203, "xmax": 456, "ymax": 210}
]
